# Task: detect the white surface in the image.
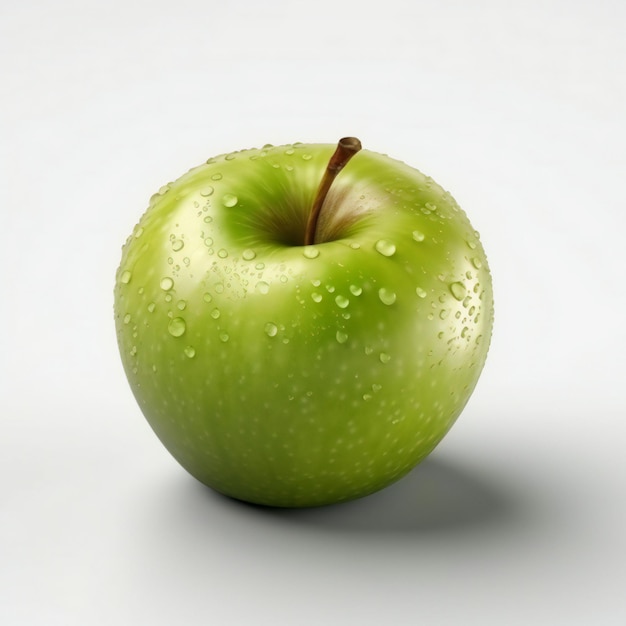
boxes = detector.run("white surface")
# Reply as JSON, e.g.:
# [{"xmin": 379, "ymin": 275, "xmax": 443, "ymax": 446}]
[{"xmin": 2, "ymin": 1, "xmax": 625, "ymax": 624}]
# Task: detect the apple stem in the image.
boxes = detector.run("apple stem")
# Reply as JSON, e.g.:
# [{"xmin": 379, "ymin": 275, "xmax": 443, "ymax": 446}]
[{"xmin": 304, "ymin": 137, "xmax": 362, "ymax": 246}]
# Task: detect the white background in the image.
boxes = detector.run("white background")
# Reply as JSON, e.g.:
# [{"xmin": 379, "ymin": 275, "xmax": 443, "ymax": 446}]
[{"xmin": 2, "ymin": 0, "xmax": 625, "ymax": 624}]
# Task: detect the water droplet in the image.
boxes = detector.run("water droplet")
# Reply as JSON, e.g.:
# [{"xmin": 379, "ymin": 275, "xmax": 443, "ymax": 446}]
[
  {"xmin": 123, "ymin": 313, "xmax": 131, "ymax": 324},
  {"xmin": 202, "ymin": 293, "xmax": 213, "ymax": 304},
  {"xmin": 158, "ymin": 184, "xmax": 170, "ymax": 195},
  {"xmin": 365, "ymin": 346, "xmax": 374, "ymax": 355},
  {"xmin": 439, "ymin": 308, "xmax": 450, "ymax": 320},
  {"xmin": 130, "ymin": 346, "xmax": 137, "ymax": 356},
  {"xmin": 472, "ymin": 257, "xmax": 483, "ymax": 269},
  {"xmin": 303, "ymin": 246, "xmax": 320, "ymax": 259},
  {"xmin": 476, "ymin": 334, "xmax": 483, "ymax": 345},
  {"xmin": 257, "ymin": 281, "xmax": 270, "ymax": 294},
  {"xmin": 219, "ymin": 331, "xmax": 229, "ymax": 343},
  {"xmin": 147, "ymin": 302, "xmax": 156, "ymax": 313},
  {"xmin": 217, "ymin": 249, "xmax": 228, "ymax": 258},
  {"xmin": 177, "ymin": 300, "xmax": 187, "ymax": 311},
  {"xmin": 120, "ymin": 270, "xmax": 132, "ymax": 284},
  {"xmin": 211, "ymin": 173, "xmax": 223, "ymax": 181},
  {"xmin": 311, "ymin": 292, "xmax": 322, "ymax": 303},
  {"xmin": 467, "ymin": 239, "xmax": 477, "ymax": 250},
  {"xmin": 171, "ymin": 239, "xmax": 184, "ymax": 251},
  {"xmin": 375, "ymin": 239, "xmax": 396, "ymax": 257},
  {"xmin": 225, "ymin": 153, "xmax": 236, "ymax": 161},
  {"xmin": 264, "ymin": 322, "xmax": 278, "ymax": 337},
  {"xmin": 222, "ymin": 194, "xmax": 238, "ymax": 208},
  {"xmin": 210, "ymin": 308, "xmax": 221, "ymax": 319},
  {"xmin": 349, "ymin": 284, "xmax": 362, "ymax": 296},
  {"xmin": 204, "ymin": 237, "xmax": 214, "ymax": 247},
  {"xmin": 461, "ymin": 327, "xmax": 469, "ymax": 338},
  {"xmin": 168, "ymin": 317, "xmax": 186, "ymax": 337},
  {"xmin": 160, "ymin": 277, "xmax": 174, "ymax": 291},
  {"xmin": 184, "ymin": 345, "xmax": 196, "ymax": 358},
  {"xmin": 134, "ymin": 227, "xmax": 144, "ymax": 238},
  {"xmin": 200, "ymin": 186, "xmax": 214, "ymax": 197},
  {"xmin": 336, "ymin": 330, "xmax": 348, "ymax": 344},
  {"xmin": 372, "ymin": 383, "xmax": 382, "ymax": 393},
  {"xmin": 349, "ymin": 242, "xmax": 361, "ymax": 250},
  {"xmin": 285, "ymin": 148, "xmax": 295, "ymax": 155},
  {"xmin": 416, "ymin": 287, "xmax": 427, "ymax": 298},
  {"xmin": 203, "ymin": 215, "xmax": 213, "ymax": 223},
  {"xmin": 379, "ymin": 352, "xmax": 391, "ymax": 364},
  {"xmin": 378, "ymin": 288, "xmax": 397, "ymax": 305},
  {"xmin": 412, "ymin": 230, "xmax": 425, "ymax": 242},
  {"xmin": 302, "ymin": 153, "xmax": 312, "ymax": 160},
  {"xmin": 363, "ymin": 393, "xmax": 373, "ymax": 401},
  {"xmin": 335, "ymin": 295, "xmax": 349, "ymax": 309},
  {"xmin": 242, "ymin": 248, "xmax": 256, "ymax": 261},
  {"xmin": 449, "ymin": 282, "xmax": 466, "ymax": 301}
]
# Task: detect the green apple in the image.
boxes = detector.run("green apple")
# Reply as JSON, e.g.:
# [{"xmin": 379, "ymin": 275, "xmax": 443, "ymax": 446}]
[{"xmin": 114, "ymin": 138, "xmax": 493, "ymax": 508}]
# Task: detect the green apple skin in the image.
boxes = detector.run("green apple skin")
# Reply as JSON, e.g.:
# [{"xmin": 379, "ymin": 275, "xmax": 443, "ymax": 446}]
[{"xmin": 114, "ymin": 142, "xmax": 493, "ymax": 508}]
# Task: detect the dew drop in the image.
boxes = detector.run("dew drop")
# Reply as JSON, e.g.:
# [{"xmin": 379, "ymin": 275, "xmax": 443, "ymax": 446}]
[
  {"xmin": 439, "ymin": 308, "xmax": 450, "ymax": 320},
  {"xmin": 372, "ymin": 383, "xmax": 382, "ymax": 393},
  {"xmin": 217, "ymin": 249, "xmax": 228, "ymax": 258},
  {"xmin": 363, "ymin": 393, "xmax": 373, "ymax": 401},
  {"xmin": 123, "ymin": 313, "xmax": 131, "ymax": 324},
  {"xmin": 375, "ymin": 239, "xmax": 396, "ymax": 257},
  {"xmin": 264, "ymin": 322, "xmax": 278, "ymax": 337},
  {"xmin": 222, "ymin": 194, "xmax": 238, "ymax": 208},
  {"xmin": 472, "ymin": 257, "xmax": 483, "ymax": 269},
  {"xmin": 168, "ymin": 317, "xmax": 186, "ymax": 337},
  {"xmin": 219, "ymin": 331, "xmax": 230, "ymax": 343},
  {"xmin": 210, "ymin": 308, "xmax": 221, "ymax": 319},
  {"xmin": 242, "ymin": 248, "xmax": 256, "ymax": 261},
  {"xmin": 449, "ymin": 282, "xmax": 466, "ymax": 301},
  {"xmin": 147, "ymin": 302, "xmax": 156, "ymax": 313},
  {"xmin": 203, "ymin": 215, "xmax": 213, "ymax": 223},
  {"xmin": 311, "ymin": 292, "xmax": 323, "ymax": 303},
  {"xmin": 412, "ymin": 230, "xmax": 425, "ymax": 242},
  {"xmin": 171, "ymin": 239, "xmax": 184, "ymax": 252},
  {"xmin": 134, "ymin": 227, "xmax": 144, "ymax": 238},
  {"xmin": 349, "ymin": 284, "xmax": 362, "ymax": 296},
  {"xmin": 379, "ymin": 352, "xmax": 391, "ymax": 364},
  {"xmin": 303, "ymin": 246, "xmax": 320, "ymax": 259},
  {"xmin": 467, "ymin": 239, "xmax": 477, "ymax": 250},
  {"xmin": 204, "ymin": 237, "xmax": 213, "ymax": 247},
  {"xmin": 257, "ymin": 281, "xmax": 270, "ymax": 294},
  {"xmin": 160, "ymin": 277, "xmax": 174, "ymax": 291},
  {"xmin": 335, "ymin": 295, "xmax": 350, "ymax": 309},
  {"xmin": 211, "ymin": 173, "xmax": 223, "ymax": 181},
  {"xmin": 416, "ymin": 287, "xmax": 427, "ymax": 298},
  {"xmin": 302, "ymin": 154, "xmax": 312, "ymax": 160},
  {"xmin": 378, "ymin": 288, "xmax": 397, "ymax": 305},
  {"xmin": 130, "ymin": 346, "xmax": 137, "ymax": 356},
  {"xmin": 225, "ymin": 153, "xmax": 236, "ymax": 161},
  {"xmin": 336, "ymin": 330, "xmax": 348, "ymax": 344},
  {"xmin": 120, "ymin": 270, "xmax": 132, "ymax": 284},
  {"xmin": 200, "ymin": 186, "xmax": 214, "ymax": 197},
  {"xmin": 203, "ymin": 293, "xmax": 212, "ymax": 303},
  {"xmin": 184, "ymin": 345, "xmax": 196, "ymax": 358},
  {"xmin": 177, "ymin": 300, "xmax": 187, "ymax": 311}
]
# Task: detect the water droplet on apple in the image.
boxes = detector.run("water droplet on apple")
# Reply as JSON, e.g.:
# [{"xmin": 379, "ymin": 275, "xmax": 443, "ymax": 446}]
[
  {"xmin": 264, "ymin": 322, "xmax": 278, "ymax": 337},
  {"xmin": 461, "ymin": 327, "xmax": 469, "ymax": 338},
  {"xmin": 285, "ymin": 147, "xmax": 295, "ymax": 155},
  {"xmin": 147, "ymin": 302, "xmax": 156, "ymax": 313},
  {"xmin": 160, "ymin": 277, "xmax": 174, "ymax": 291},
  {"xmin": 219, "ymin": 331, "xmax": 230, "ymax": 343},
  {"xmin": 335, "ymin": 295, "xmax": 349, "ymax": 309},
  {"xmin": 372, "ymin": 383, "xmax": 382, "ymax": 393},
  {"xmin": 349, "ymin": 242, "xmax": 361, "ymax": 250},
  {"xmin": 302, "ymin": 154, "xmax": 312, "ymax": 160},
  {"xmin": 349, "ymin": 285, "xmax": 362, "ymax": 296},
  {"xmin": 171, "ymin": 239, "xmax": 184, "ymax": 251},
  {"xmin": 168, "ymin": 317, "xmax": 186, "ymax": 337},
  {"xmin": 222, "ymin": 194, "xmax": 238, "ymax": 208},
  {"xmin": 476, "ymin": 334, "xmax": 483, "ymax": 345},
  {"xmin": 210, "ymin": 308, "xmax": 220, "ymax": 319},
  {"xmin": 120, "ymin": 270, "xmax": 132, "ymax": 284},
  {"xmin": 303, "ymin": 247, "xmax": 320, "ymax": 259},
  {"xmin": 130, "ymin": 346, "xmax": 137, "ymax": 356},
  {"xmin": 375, "ymin": 239, "xmax": 396, "ymax": 257},
  {"xmin": 242, "ymin": 249, "xmax": 256, "ymax": 261},
  {"xmin": 211, "ymin": 173, "xmax": 223, "ymax": 181},
  {"xmin": 466, "ymin": 239, "xmax": 477, "ymax": 250},
  {"xmin": 177, "ymin": 300, "xmax": 187, "ymax": 311},
  {"xmin": 184, "ymin": 345, "xmax": 196, "ymax": 358},
  {"xmin": 204, "ymin": 237, "xmax": 214, "ymax": 247},
  {"xmin": 217, "ymin": 249, "xmax": 228, "ymax": 258},
  {"xmin": 472, "ymin": 257, "xmax": 483, "ymax": 269},
  {"xmin": 200, "ymin": 186, "xmax": 214, "ymax": 197},
  {"xmin": 256, "ymin": 281, "xmax": 270, "ymax": 294},
  {"xmin": 362, "ymin": 393, "xmax": 373, "ymax": 401},
  {"xmin": 203, "ymin": 293, "xmax": 212, "ymax": 303},
  {"xmin": 439, "ymin": 309, "xmax": 450, "ymax": 320},
  {"xmin": 449, "ymin": 282, "xmax": 466, "ymax": 301},
  {"xmin": 379, "ymin": 352, "xmax": 391, "ymax": 364},
  {"xmin": 134, "ymin": 227, "xmax": 144, "ymax": 238},
  {"xmin": 225, "ymin": 153, "xmax": 236, "ymax": 161},
  {"xmin": 336, "ymin": 330, "xmax": 348, "ymax": 344},
  {"xmin": 416, "ymin": 287, "xmax": 427, "ymax": 298},
  {"xmin": 123, "ymin": 313, "xmax": 131, "ymax": 324},
  {"xmin": 158, "ymin": 184, "xmax": 170, "ymax": 195},
  {"xmin": 378, "ymin": 288, "xmax": 397, "ymax": 305},
  {"xmin": 311, "ymin": 292, "xmax": 322, "ymax": 303},
  {"xmin": 412, "ymin": 230, "xmax": 425, "ymax": 242},
  {"xmin": 203, "ymin": 215, "xmax": 213, "ymax": 223}
]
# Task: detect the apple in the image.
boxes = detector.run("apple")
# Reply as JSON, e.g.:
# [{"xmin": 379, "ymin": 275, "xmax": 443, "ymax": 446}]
[{"xmin": 114, "ymin": 138, "xmax": 493, "ymax": 507}]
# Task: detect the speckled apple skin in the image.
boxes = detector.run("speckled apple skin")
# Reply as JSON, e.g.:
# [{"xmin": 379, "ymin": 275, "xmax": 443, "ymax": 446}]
[{"xmin": 114, "ymin": 142, "xmax": 493, "ymax": 507}]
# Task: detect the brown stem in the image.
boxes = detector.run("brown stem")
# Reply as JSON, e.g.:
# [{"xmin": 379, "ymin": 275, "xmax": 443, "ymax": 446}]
[{"xmin": 304, "ymin": 137, "xmax": 362, "ymax": 246}]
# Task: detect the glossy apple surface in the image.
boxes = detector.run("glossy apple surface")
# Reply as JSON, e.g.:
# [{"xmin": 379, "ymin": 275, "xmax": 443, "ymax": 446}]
[{"xmin": 114, "ymin": 141, "xmax": 493, "ymax": 507}]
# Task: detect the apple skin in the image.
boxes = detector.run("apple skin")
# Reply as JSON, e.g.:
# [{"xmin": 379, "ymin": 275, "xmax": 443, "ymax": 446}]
[{"xmin": 114, "ymin": 141, "xmax": 493, "ymax": 507}]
